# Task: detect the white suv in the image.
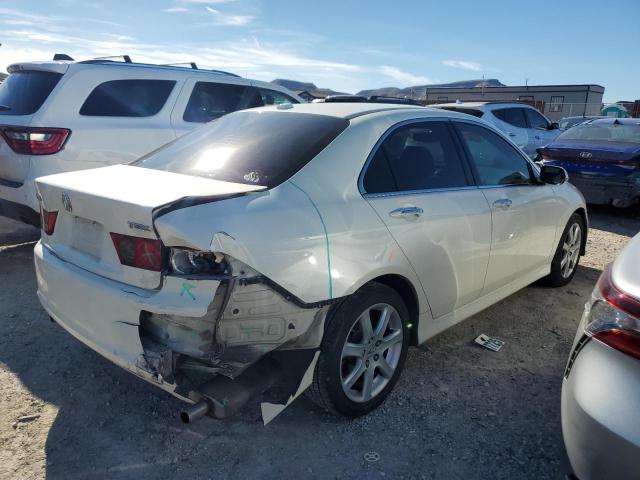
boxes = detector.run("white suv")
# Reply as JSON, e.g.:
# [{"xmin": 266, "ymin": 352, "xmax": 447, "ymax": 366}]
[
  {"xmin": 0, "ymin": 56, "xmax": 301, "ymax": 226},
  {"xmin": 432, "ymin": 102, "xmax": 561, "ymax": 159}
]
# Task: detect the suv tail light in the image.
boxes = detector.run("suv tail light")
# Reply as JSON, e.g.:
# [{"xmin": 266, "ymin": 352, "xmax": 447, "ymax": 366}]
[
  {"xmin": 0, "ymin": 126, "xmax": 70, "ymax": 155},
  {"xmin": 40, "ymin": 209, "xmax": 58, "ymax": 235},
  {"xmin": 110, "ymin": 233, "xmax": 164, "ymax": 272},
  {"xmin": 585, "ymin": 264, "xmax": 640, "ymax": 360}
]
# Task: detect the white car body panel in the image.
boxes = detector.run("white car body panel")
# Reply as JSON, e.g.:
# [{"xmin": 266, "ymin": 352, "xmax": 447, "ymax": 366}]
[{"xmin": 33, "ymin": 103, "xmax": 586, "ymax": 419}]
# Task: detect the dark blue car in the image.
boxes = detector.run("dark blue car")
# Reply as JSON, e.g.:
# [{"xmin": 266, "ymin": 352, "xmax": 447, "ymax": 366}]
[{"xmin": 538, "ymin": 118, "xmax": 640, "ymax": 208}]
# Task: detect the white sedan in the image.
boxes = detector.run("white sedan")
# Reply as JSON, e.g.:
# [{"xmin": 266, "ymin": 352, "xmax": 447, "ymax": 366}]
[{"xmin": 34, "ymin": 102, "xmax": 587, "ymax": 423}]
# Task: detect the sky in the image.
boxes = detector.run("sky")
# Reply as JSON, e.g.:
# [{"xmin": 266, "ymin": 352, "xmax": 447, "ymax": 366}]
[{"xmin": 0, "ymin": 0, "xmax": 638, "ymax": 102}]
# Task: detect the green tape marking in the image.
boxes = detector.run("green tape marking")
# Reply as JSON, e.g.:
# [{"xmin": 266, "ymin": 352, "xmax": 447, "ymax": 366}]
[
  {"xmin": 288, "ymin": 181, "xmax": 333, "ymax": 299},
  {"xmin": 180, "ymin": 282, "xmax": 196, "ymax": 301}
]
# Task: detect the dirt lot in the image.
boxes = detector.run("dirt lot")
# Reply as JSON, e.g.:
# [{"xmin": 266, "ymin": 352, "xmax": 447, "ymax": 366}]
[{"xmin": 0, "ymin": 208, "xmax": 638, "ymax": 480}]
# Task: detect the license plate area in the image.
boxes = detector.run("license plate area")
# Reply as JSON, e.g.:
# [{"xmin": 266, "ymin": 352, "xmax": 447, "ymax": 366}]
[{"xmin": 70, "ymin": 216, "xmax": 103, "ymax": 259}]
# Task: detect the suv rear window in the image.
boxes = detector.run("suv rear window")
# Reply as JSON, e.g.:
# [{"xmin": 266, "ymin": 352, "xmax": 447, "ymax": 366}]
[
  {"xmin": 0, "ymin": 71, "xmax": 63, "ymax": 115},
  {"xmin": 133, "ymin": 110, "xmax": 349, "ymax": 188},
  {"xmin": 80, "ymin": 80, "xmax": 176, "ymax": 117},
  {"xmin": 183, "ymin": 82, "xmax": 263, "ymax": 123}
]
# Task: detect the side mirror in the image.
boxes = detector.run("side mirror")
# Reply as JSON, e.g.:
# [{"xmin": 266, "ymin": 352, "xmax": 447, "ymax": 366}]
[
  {"xmin": 548, "ymin": 122, "xmax": 559, "ymax": 130},
  {"xmin": 539, "ymin": 165, "xmax": 567, "ymax": 185}
]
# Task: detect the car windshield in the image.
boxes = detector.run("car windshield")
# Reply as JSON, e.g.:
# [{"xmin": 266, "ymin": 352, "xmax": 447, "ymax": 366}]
[
  {"xmin": 132, "ymin": 110, "xmax": 349, "ymax": 188},
  {"xmin": 558, "ymin": 121, "xmax": 640, "ymax": 143}
]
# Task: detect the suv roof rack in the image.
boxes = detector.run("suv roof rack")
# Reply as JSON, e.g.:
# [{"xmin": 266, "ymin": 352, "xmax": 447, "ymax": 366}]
[
  {"xmin": 161, "ymin": 62, "xmax": 198, "ymax": 69},
  {"xmin": 75, "ymin": 55, "xmax": 240, "ymax": 77}
]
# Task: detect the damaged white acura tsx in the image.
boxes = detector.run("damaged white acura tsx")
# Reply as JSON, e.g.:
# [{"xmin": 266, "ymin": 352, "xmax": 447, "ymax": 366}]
[{"xmin": 34, "ymin": 102, "xmax": 587, "ymax": 423}]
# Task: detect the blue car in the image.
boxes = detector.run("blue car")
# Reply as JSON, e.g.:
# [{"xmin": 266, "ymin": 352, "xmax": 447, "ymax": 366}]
[{"xmin": 538, "ymin": 118, "xmax": 640, "ymax": 208}]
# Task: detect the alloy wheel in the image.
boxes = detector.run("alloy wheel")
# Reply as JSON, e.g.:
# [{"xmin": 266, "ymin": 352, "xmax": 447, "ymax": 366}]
[
  {"xmin": 340, "ymin": 303, "xmax": 404, "ymax": 403},
  {"xmin": 561, "ymin": 222, "xmax": 582, "ymax": 278}
]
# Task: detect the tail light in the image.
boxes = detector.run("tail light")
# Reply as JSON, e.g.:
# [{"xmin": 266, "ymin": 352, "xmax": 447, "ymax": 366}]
[
  {"xmin": 169, "ymin": 248, "xmax": 227, "ymax": 276},
  {"xmin": 585, "ymin": 264, "xmax": 640, "ymax": 360},
  {"xmin": 110, "ymin": 233, "xmax": 164, "ymax": 272},
  {"xmin": 40, "ymin": 209, "xmax": 58, "ymax": 235},
  {"xmin": 0, "ymin": 126, "xmax": 70, "ymax": 155}
]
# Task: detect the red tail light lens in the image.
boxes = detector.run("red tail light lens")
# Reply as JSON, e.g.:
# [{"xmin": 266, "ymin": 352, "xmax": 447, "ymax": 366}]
[
  {"xmin": 585, "ymin": 264, "xmax": 640, "ymax": 360},
  {"xmin": 0, "ymin": 126, "xmax": 70, "ymax": 155},
  {"xmin": 40, "ymin": 209, "xmax": 58, "ymax": 235},
  {"xmin": 110, "ymin": 233, "xmax": 164, "ymax": 272}
]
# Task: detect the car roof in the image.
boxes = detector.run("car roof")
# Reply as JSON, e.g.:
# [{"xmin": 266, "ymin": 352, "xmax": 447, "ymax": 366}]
[{"xmin": 254, "ymin": 102, "xmax": 429, "ymax": 119}]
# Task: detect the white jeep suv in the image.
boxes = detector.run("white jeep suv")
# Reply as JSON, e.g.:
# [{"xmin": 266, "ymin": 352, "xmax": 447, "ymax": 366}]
[
  {"xmin": 0, "ymin": 56, "xmax": 301, "ymax": 226},
  {"xmin": 432, "ymin": 102, "xmax": 561, "ymax": 159}
]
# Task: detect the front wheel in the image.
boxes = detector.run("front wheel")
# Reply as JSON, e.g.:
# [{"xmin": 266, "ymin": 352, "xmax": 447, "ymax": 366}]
[
  {"xmin": 307, "ymin": 283, "xmax": 410, "ymax": 417},
  {"xmin": 542, "ymin": 213, "xmax": 585, "ymax": 287}
]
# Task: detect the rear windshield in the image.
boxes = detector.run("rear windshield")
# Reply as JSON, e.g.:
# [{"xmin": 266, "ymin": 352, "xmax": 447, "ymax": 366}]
[
  {"xmin": 558, "ymin": 122, "xmax": 640, "ymax": 143},
  {"xmin": 133, "ymin": 110, "xmax": 349, "ymax": 188},
  {"xmin": 80, "ymin": 79, "xmax": 176, "ymax": 117},
  {"xmin": 438, "ymin": 107, "xmax": 483, "ymax": 118},
  {"xmin": 0, "ymin": 71, "xmax": 63, "ymax": 115}
]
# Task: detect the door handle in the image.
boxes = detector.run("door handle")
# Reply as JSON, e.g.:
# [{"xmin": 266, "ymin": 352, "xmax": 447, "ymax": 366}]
[
  {"xmin": 389, "ymin": 206, "xmax": 424, "ymax": 218},
  {"xmin": 508, "ymin": 133, "xmax": 516, "ymax": 137},
  {"xmin": 493, "ymin": 198, "xmax": 512, "ymax": 210}
]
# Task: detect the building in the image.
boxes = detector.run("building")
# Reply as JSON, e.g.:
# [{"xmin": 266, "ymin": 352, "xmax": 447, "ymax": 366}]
[{"xmin": 423, "ymin": 84, "xmax": 605, "ymax": 121}]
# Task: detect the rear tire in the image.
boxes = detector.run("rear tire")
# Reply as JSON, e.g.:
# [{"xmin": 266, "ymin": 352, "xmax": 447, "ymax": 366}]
[
  {"xmin": 542, "ymin": 213, "xmax": 585, "ymax": 287},
  {"xmin": 307, "ymin": 282, "xmax": 410, "ymax": 417}
]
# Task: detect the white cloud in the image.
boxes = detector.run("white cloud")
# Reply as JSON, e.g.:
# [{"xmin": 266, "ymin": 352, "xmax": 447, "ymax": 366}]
[
  {"xmin": 380, "ymin": 65, "xmax": 431, "ymax": 86},
  {"xmin": 204, "ymin": 6, "xmax": 254, "ymax": 26},
  {"xmin": 163, "ymin": 7, "xmax": 188, "ymax": 12},
  {"xmin": 442, "ymin": 59, "xmax": 482, "ymax": 72}
]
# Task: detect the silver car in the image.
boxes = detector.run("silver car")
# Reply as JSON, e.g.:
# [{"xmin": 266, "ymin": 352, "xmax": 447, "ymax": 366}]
[{"xmin": 562, "ymin": 233, "xmax": 640, "ymax": 479}]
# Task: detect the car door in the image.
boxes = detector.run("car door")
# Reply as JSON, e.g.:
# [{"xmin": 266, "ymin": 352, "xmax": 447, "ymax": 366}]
[
  {"xmin": 491, "ymin": 107, "xmax": 531, "ymax": 156},
  {"xmin": 524, "ymin": 107, "xmax": 559, "ymax": 151},
  {"xmin": 170, "ymin": 78, "xmax": 263, "ymax": 136},
  {"xmin": 452, "ymin": 120, "xmax": 560, "ymax": 294},
  {"xmin": 362, "ymin": 119, "xmax": 492, "ymax": 319}
]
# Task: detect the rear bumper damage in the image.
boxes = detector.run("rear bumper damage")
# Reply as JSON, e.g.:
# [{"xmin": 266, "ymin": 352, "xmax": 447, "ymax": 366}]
[
  {"xmin": 34, "ymin": 241, "xmax": 334, "ymax": 423},
  {"xmin": 568, "ymin": 173, "xmax": 640, "ymax": 208}
]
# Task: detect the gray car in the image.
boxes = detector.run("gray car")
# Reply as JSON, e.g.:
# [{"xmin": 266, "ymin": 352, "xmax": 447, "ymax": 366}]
[{"xmin": 562, "ymin": 233, "xmax": 640, "ymax": 479}]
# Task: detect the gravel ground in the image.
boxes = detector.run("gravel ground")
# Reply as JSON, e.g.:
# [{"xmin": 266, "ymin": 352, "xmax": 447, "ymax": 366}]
[{"xmin": 0, "ymin": 207, "xmax": 638, "ymax": 480}]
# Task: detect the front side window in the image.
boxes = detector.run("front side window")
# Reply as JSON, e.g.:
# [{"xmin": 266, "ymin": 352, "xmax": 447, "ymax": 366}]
[
  {"xmin": 183, "ymin": 82, "xmax": 263, "ymax": 123},
  {"xmin": 80, "ymin": 80, "xmax": 176, "ymax": 117},
  {"xmin": 493, "ymin": 108, "xmax": 527, "ymax": 128},
  {"xmin": 133, "ymin": 110, "xmax": 349, "ymax": 188},
  {"xmin": 363, "ymin": 121, "xmax": 470, "ymax": 194},
  {"xmin": 259, "ymin": 88, "xmax": 298, "ymax": 105},
  {"xmin": 455, "ymin": 122, "xmax": 533, "ymax": 186},
  {"xmin": 0, "ymin": 71, "xmax": 63, "ymax": 116},
  {"xmin": 525, "ymin": 108, "xmax": 549, "ymax": 130}
]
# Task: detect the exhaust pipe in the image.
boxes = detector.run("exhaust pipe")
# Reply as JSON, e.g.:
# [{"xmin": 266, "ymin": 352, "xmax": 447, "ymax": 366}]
[
  {"xmin": 179, "ymin": 400, "xmax": 209, "ymax": 424},
  {"xmin": 178, "ymin": 358, "xmax": 281, "ymax": 423}
]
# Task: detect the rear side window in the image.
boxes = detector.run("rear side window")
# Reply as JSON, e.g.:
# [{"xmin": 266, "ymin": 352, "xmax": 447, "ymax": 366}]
[
  {"xmin": 0, "ymin": 71, "xmax": 63, "ymax": 115},
  {"xmin": 133, "ymin": 110, "xmax": 349, "ymax": 188},
  {"xmin": 493, "ymin": 108, "xmax": 527, "ymax": 128},
  {"xmin": 183, "ymin": 82, "xmax": 263, "ymax": 123},
  {"xmin": 363, "ymin": 121, "xmax": 470, "ymax": 193},
  {"xmin": 80, "ymin": 80, "xmax": 175, "ymax": 117},
  {"xmin": 259, "ymin": 88, "xmax": 298, "ymax": 105}
]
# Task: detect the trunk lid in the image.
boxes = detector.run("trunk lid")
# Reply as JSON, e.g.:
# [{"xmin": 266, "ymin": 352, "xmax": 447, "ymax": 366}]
[
  {"xmin": 35, "ymin": 164, "xmax": 265, "ymax": 289},
  {"xmin": 541, "ymin": 140, "xmax": 640, "ymax": 177}
]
